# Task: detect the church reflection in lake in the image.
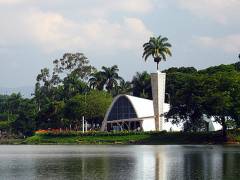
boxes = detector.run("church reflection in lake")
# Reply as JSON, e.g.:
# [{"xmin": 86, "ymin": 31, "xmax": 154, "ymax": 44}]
[{"xmin": 0, "ymin": 145, "xmax": 240, "ymax": 180}]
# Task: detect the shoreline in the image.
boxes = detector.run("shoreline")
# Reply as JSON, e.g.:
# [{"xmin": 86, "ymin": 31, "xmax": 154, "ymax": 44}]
[
  {"xmin": 1, "ymin": 141, "xmax": 240, "ymax": 145},
  {"xmin": 1, "ymin": 139, "xmax": 240, "ymax": 145},
  {"xmin": 1, "ymin": 131, "xmax": 240, "ymax": 145}
]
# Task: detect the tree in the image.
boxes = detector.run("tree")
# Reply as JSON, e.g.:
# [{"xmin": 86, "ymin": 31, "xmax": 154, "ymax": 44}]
[
  {"xmin": 36, "ymin": 100, "xmax": 65, "ymax": 130},
  {"xmin": 64, "ymin": 95, "xmax": 83, "ymax": 130},
  {"xmin": 163, "ymin": 67, "xmax": 197, "ymax": 74},
  {"xmin": 34, "ymin": 68, "xmax": 54, "ymax": 111},
  {"xmin": 203, "ymin": 72, "xmax": 240, "ymax": 139},
  {"xmin": 34, "ymin": 52, "xmax": 95, "ymax": 106},
  {"xmin": 89, "ymin": 65, "xmax": 122, "ymax": 94},
  {"xmin": 84, "ymin": 91, "xmax": 112, "ymax": 125},
  {"xmin": 199, "ymin": 64, "xmax": 236, "ymax": 75},
  {"xmin": 0, "ymin": 94, "xmax": 37, "ymax": 136},
  {"xmin": 143, "ymin": 36, "xmax": 172, "ymax": 70},
  {"xmin": 62, "ymin": 73, "xmax": 89, "ymax": 100},
  {"xmin": 234, "ymin": 54, "xmax": 240, "ymax": 71},
  {"xmin": 89, "ymin": 71, "xmax": 105, "ymax": 91},
  {"xmin": 166, "ymin": 74, "xmax": 206, "ymax": 132},
  {"xmin": 11, "ymin": 98, "xmax": 37, "ymax": 136},
  {"xmin": 53, "ymin": 53, "xmax": 95, "ymax": 81},
  {"xmin": 203, "ymin": 91, "xmax": 232, "ymax": 139},
  {"xmin": 229, "ymin": 74, "xmax": 240, "ymax": 128},
  {"xmin": 100, "ymin": 65, "xmax": 122, "ymax": 92},
  {"xmin": 64, "ymin": 90, "xmax": 112, "ymax": 129},
  {"xmin": 6, "ymin": 93, "xmax": 22, "ymax": 115},
  {"xmin": 33, "ymin": 52, "xmax": 95, "ymax": 130},
  {"xmin": 132, "ymin": 71, "xmax": 152, "ymax": 99},
  {"xmin": 112, "ymin": 79, "xmax": 132, "ymax": 96}
]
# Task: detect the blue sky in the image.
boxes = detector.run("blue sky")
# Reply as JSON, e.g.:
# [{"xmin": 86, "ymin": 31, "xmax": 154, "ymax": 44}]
[{"xmin": 0, "ymin": 0, "xmax": 239, "ymax": 88}]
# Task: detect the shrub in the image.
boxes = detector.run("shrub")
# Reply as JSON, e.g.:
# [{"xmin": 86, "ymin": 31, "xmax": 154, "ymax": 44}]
[{"xmin": 34, "ymin": 129, "xmax": 168, "ymax": 137}]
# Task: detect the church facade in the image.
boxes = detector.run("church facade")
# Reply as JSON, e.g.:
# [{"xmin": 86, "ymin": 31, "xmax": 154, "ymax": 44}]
[
  {"xmin": 101, "ymin": 72, "xmax": 221, "ymax": 132},
  {"xmin": 100, "ymin": 94, "xmax": 221, "ymax": 132}
]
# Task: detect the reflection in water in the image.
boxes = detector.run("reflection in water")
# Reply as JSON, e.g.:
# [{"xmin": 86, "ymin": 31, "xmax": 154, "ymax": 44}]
[
  {"xmin": 0, "ymin": 145, "xmax": 240, "ymax": 180},
  {"xmin": 181, "ymin": 147, "xmax": 223, "ymax": 180}
]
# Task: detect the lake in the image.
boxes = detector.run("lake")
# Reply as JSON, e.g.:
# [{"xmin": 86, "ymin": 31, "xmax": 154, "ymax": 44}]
[{"xmin": 0, "ymin": 145, "xmax": 240, "ymax": 180}]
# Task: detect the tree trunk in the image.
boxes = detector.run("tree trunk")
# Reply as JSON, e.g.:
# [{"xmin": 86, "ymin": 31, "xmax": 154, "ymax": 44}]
[
  {"xmin": 221, "ymin": 117, "xmax": 227, "ymax": 142},
  {"xmin": 154, "ymin": 57, "xmax": 161, "ymax": 70}
]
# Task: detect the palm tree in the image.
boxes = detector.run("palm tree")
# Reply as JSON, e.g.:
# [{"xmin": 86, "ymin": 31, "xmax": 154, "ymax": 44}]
[
  {"xmin": 113, "ymin": 79, "xmax": 132, "ymax": 96},
  {"xmin": 88, "ymin": 65, "xmax": 122, "ymax": 93},
  {"xmin": 101, "ymin": 65, "xmax": 122, "ymax": 92},
  {"xmin": 132, "ymin": 71, "xmax": 152, "ymax": 99},
  {"xmin": 142, "ymin": 36, "xmax": 172, "ymax": 70},
  {"xmin": 118, "ymin": 79, "xmax": 132, "ymax": 94},
  {"xmin": 88, "ymin": 71, "xmax": 105, "ymax": 91}
]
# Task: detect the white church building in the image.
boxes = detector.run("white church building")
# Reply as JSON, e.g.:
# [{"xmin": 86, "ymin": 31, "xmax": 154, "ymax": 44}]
[
  {"xmin": 101, "ymin": 72, "xmax": 221, "ymax": 132},
  {"xmin": 100, "ymin": 94, "xmax": 221, "ymax": 132}
]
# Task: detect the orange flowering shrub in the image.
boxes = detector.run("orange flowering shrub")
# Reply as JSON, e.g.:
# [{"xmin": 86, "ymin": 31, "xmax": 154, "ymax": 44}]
[
  {"xmin": 33, "ymin": 129, "xmax": 161, "ymax": 137},
  {"xmin": 35, "ymin": 129, "xmax": 48, "ymax": 135},
  {"xmin": 35, "ymin": 129, "xmax": 64, "ymax": 135}
]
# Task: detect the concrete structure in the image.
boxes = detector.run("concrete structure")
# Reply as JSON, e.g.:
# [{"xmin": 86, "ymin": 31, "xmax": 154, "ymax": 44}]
[
  {"xmin": 203, "ymin": 115, "xmax": 222, "ymax": 132},
  {"xmin": 101, "ymin": 70, "xmax": 222, "ymax": 132},
  {"xmin": 151, "ymin": 72, "xmax": 166, "ymax": 131},
  {"xmin": 101, "ymin": 94, "xmax": 174, "ymax": 131},
  {"xmin": 100, "ymin": 94, "xmax": 222, "ymax": 132}
]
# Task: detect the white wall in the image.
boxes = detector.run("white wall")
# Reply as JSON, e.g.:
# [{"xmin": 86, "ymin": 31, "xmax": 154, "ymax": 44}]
[
  {"xmin": 142, "ymin": 118, "xmax": 155, "ymax": 131},
  {"xmin": 163, "ymin": 121, "xmax": 183, "ymax": 132}
]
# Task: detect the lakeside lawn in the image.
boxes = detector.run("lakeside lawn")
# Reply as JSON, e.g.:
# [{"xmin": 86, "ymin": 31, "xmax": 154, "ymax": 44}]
[
  {"xmin": 2, "ymin": 130, "xmax": 240, "ymax": 145},
  {"xmin": 15, "ymin": 130, "xmax": 240, "ymax": 145}
]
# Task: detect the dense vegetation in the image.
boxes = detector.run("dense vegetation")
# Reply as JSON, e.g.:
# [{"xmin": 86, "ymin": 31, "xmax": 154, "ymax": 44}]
[
  {"xmin": 165, "ymin": 62, "xmax": 240, "ymax": 139},
  {"xmin": 0, "ymin": 52, "xmax": 240, "ymax": 141}
]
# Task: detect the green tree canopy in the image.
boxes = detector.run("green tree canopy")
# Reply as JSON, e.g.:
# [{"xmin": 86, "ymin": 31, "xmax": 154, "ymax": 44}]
[
  {"xmin": 88, "ymin": 65, "xmax": 122, "ymax": 95},
  {"xmin": 132, "ymin": 71, "xmax": 152, "ymax": 99},
  {"xmin": 64, "ymin": 90, "xmax": 112, "ymax": 129}
]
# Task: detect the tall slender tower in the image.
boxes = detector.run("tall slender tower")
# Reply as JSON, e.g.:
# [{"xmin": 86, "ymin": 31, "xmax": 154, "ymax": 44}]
[{"xmin": 151, "ymin": 71, "xmax": 166, "ymax": 131}]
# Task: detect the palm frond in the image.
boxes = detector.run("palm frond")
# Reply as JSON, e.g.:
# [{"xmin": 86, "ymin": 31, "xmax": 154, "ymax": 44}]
[{"xmin": 142, "ymin": 35, "xmax": 172, "ymax": 69}]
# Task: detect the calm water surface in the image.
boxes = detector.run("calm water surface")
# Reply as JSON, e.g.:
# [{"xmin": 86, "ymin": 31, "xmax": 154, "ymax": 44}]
[{"xmin": 0, "ymin": 145, "xmax": 240, "ymax": 180}]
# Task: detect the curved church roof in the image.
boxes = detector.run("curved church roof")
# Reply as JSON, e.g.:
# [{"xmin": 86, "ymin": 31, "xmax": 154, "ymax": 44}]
[
  {"xmin": 104, "ymin": 94, "xmax": 170, "ymax": 120},
  {"xmin": 124, "ymin": 95, "xmax": 154, "ymax": 118}
]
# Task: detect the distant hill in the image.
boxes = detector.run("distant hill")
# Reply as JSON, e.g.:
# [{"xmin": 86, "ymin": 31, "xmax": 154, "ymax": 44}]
[{"xmin": 0, "ymin": 86, "xmax": 34, "ymax": 98}]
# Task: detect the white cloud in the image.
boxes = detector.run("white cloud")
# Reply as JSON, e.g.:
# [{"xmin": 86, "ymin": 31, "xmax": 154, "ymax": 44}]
[
  {"xmin": 0, "ymin": 0, "xmax": 37, "ymax": 5},
  {"xmin": 0, "ymin": 0, "xmax": 157, "ymax": 54},
  {"xmin": 178, "ymin": 0, "xmax": 240, "ymax": 24},
  {"xmin": 24, "ymin": 10, "xmax": 79, "ymax": 52},
  {"xmin": 65, "ymin": 0, "xmax": 155, "ymax": 18},
  {"xmin": 0, "ymin": 8, "xmax": 152, "ymax": 53},
  {"xmin": 0, "ymin": 0, "xmax": 23, "ymax": 4},
  {"xmin": 108, "ymin": 0, "xmax": 154, "ymax": 13},
  {"xmin": 0, "ymin": 0, "xmax": 155, "ymax": 14},
  {"xmin": 196, "ymin": 34, "xmax": 240, "ymax": 53}
]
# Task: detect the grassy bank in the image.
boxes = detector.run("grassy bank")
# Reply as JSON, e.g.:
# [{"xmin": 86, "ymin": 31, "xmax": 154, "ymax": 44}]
[
  {"xmin": 1, "ymin": 130, "xmax": 240, "ymax": 145},
  {"xmin": 16, "ymin": 130, "xmax": 240, "ymax": 145},
  {"xmin": 0, "ymin": 138, "xmax": 24, "ymax": 145}
]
